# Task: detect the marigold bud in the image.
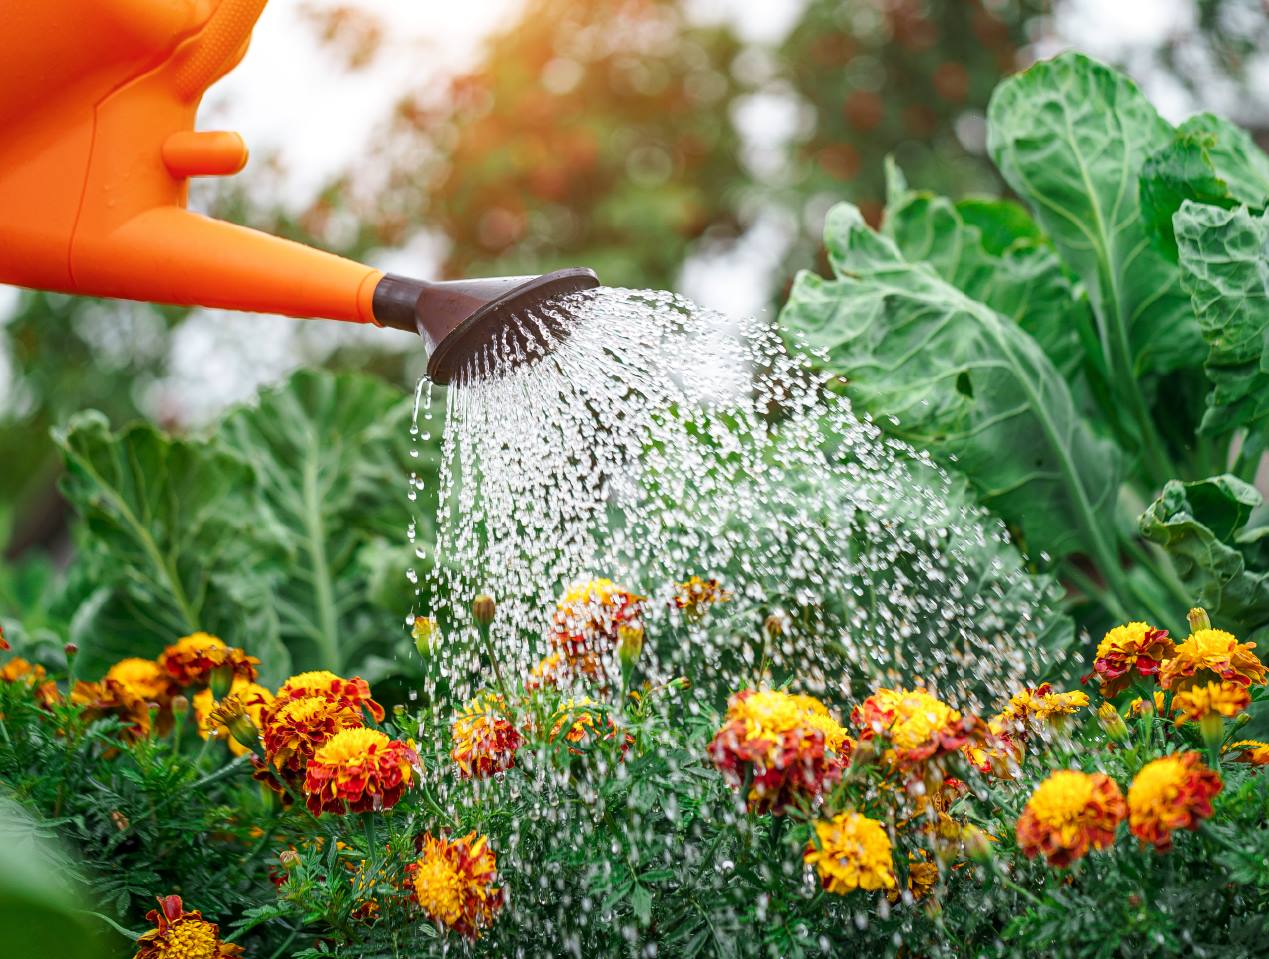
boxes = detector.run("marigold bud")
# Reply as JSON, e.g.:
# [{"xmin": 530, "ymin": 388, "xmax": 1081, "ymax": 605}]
[
  {"xmin": 170, "ymin": 694, "xmax": 190, "ymax": 717},
  {"xmin": 962, "ymin": 824, "xmax": 993, "ymax": 863},
  {"xmin": 63, "ymin": 643, "xmax": 78, "ymax": 660},
  {"xmin": 209, "ymin": 695, "xmax": 259, "ymax": 749},
  {"xmin": 209, "ymin": 663, "xmax": 235, "ymax": 700},
  {"xmin": 618, "ymin": 622, "xmax": 644, "ymax": 669},
  {"xmin": 278, "ymin": 849, "xmax": 300, "ymax": 870},
  {"xmin": 1187, "ymin": 607, "xmax": 1212, "ymax": 633},
  {"xmin": 471, "ymin": 594, "xmax": 496, "ymax": 627},
  {"xmin": 763, "ymin": 612, "xmax": 789, "ymax": 638},
  {"xmin": 1198, "ymin": 712, "xmax": 1224, "ymax": 753},
  {"xmin": 110, "ymin": 810, "xmax": 129, "ymax": 832},
  {"xmin": 412, "ymin": 616, "xmax": 440, "ymax": 659},
  {"xmin": 1096, "ymin": 702, "xmax": 1129, "ymax": 743}
]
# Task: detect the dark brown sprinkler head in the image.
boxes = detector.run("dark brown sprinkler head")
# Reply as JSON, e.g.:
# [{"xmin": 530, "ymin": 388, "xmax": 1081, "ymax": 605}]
[{"xmin": 372, "ymin": 269, "xmax": 600, "ymax": 384}]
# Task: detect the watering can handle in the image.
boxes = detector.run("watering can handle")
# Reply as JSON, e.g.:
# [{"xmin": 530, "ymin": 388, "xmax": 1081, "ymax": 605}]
[{"xmin": 174, "ymin": 0, "xmax": 268, "ymax": 100}]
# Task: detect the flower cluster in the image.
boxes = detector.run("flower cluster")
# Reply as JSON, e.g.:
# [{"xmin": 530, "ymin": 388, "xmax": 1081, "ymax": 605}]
[
  {"xmin": 410, "ymin": 832, "xmax": 503, "ymax": 940},
  {"xmin": 260, "ymin": 670, "xmax": 387, "ymax": 775},
  {"xmin": 709, "ymin": 689, "xmax": 851, "ymax": 813},
  {"xmin": 547, "ymin": 578, "xmax": 644, "ymax": 681},
  {"xmin": 851, "ymin": 687, "xmax": 979, "ymax": 770}
]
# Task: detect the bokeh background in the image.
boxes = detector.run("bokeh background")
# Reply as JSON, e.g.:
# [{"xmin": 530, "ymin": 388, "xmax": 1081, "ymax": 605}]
[{"xmin": 3, "ymin": 0, "xmax": 1268, "ymax": 565}]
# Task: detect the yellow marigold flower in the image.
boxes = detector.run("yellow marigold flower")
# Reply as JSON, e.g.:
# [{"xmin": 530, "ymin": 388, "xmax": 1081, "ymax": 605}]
[
  {"xmin": 303, "ymin": 727, "xmax": 419, "ymax": 816},
  {"xmin": 550, "ymin": 578, "xmax": 644, "ymax": 677},
  {"xmin": 1089, "ymin": 622, "xmax": 1174, "ymax": 696},
  {"xmin": 549, "ymin": 697, "xmax": 634, "ymax": 756},
  {"xmin": 672, "ymin": 576, "xmax": 732, "ymax": 619},
  {"xmin": 852, "ymin": 687, "xmax": 976, "ymax": 766},
  {"xmin": 1158, "ymin": 628, "xmax": 1267, "ymax": 691},
  {"xmin": 133, "ymin": 895, "xmax": 243, "ymax": 959},
  {"xmin": 1127, "ymin": 752, "xmax": 1222, "ymax": 851},
  {"xmin": 1129, "ymin": 690, "xmax": 1166, "ymax": 717},
  {"xmin": 158, "ymin": 633, "xmax": 259, "ymax": 688},
  {"xmin": 412, "ymin": 616, "xmax": 440, "ymax": 658},
  {"xmin": 1015, "ymin": 770, "xmax": 1125, "ymax": 867},
  {"xmin": 105, "ymin": 658, "xmax": 173, "ymax": 703},
  {"xmin": 451, "ymin": 693, "xmax": 522, "ymax": 779},
  {"xmin": 1171, "ymin": 681, "xmax": 1249, "ymax": 727},
  {"xmin": 273, "ymin": 670, "xmax": 386, "ymax": 723},
  {"xmin": 192, "ymin": 679, "xmax": 273, "ymax": 756},
  {"xmin": 70, "ymin": 678, "xmax": 153, "ymax": 738},
  {"xmin": 410, "ymin": 832, "xmax": 503, "ymax": 940},
  {"xmin": 710, "ymin": 689, "xmax": 851, "ymax": 813},
  {"xmin": 995, "ymin": 684, "xmax": 1088, "ymax": 739},
  {"xmin": 260, "ymin": 694, "xmax": 363, "ymax": 773},
  {"xmin": 0, "ymin": 657, "xmax": 46, "ymax": 687},
  {"xmin": 888, "ymin": 855, "xmax": 940, "ymax": 903},
  {"xmin": 1224, "ymin": 739, "xmax": 1269, "ymax": 766},
  {"xmin": 804, "ymin": 811, "xmax": 896, "ymax": 894}
]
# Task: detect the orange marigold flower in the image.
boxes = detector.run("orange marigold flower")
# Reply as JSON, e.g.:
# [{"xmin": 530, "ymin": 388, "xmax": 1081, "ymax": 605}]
[
  {"xmin": 70, "ymin": 678, "xmax": 152, "ymax": 738},
  {"xmin": 672, "ymin": 576, "xmax": 732, "ymax": 619},
  {"xmin": 133, "ymin": 895, "xmax": 242, "ymax": 959},
  {"xmin": 1171, "ymin": 681, "xmax": 1249, "ymax": 727},
  {"xmin": 550, "ymin": 578, "xmax": 644, "ymax": 676},
  {"xmin": 158, "ymin": 633, "xmax": 259, "ymax": 688},
  {"xmin": 106, "ymin": 658, "xmax": 173, "ymax": 704},
  {"xmin": 410, "ymin": 832, "xmax": 503, "ymax": 939},
  {"xmin": 451, "ymin": 693, "xmax": 522, "ymax": 779},
  {"xmin": 1015, "ymin": 770, "xmax": 1125, "ymax": 867},
  {"xmin": 1158, "ymin": 628, "xmax": 1267, "ymax": 691},
  {"xmin": 888, "ymin": 855, "xmax": 940, "ymax": 904},
  {"xmin": 273, "ymin": 670, "xmax": 386, "ymax": 723},
  {"xmin": 709, "ymin": 689, "xmax": 851, "ymax": 814},
  {"xmin": 1224, "ymin": 739, "xmax": 1269, "ymax": 766},
  {"xmin": 804, "ymin": 811, "xmax": 896, "ymax": 894},
  {"xmin": 1089, "ymin": 622, "xmax": 1174, "ymax": 696},
  {"xmin": 303, "ymin": 727, "xmax": 420, "ymax": 815},
  {"xmin": 193, "ymin": 679, "xmax": 273, "ymax": 756},
  {"xmin": 995, "ymin": 684, "xmax": 1088, "ymax": 739},
  {"xmin": 852, "ymin": 687, "xmax": 977, "ymax": 767},
  {"xmin": 549, "ymin": 697, "xmax": 634, "ymax": 756},
  {"xmin": 260, "ymin": 694, "xmax": 363, "ymax": 773},
  {"xmin": 1127, "ymin": 752, "xmax": 1222, "ymax": 851},
  {"xmin": 0, "ymin": 657, "xmax": 46, "ymax": 687}
]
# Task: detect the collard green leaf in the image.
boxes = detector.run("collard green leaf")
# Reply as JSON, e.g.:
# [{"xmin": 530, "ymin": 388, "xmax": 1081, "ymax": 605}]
[
  {"xmin": 1142, "ymin": 113, "xmax": 1269, "ymax": 257},
  {"xmin": 1139, "ymin": 474, "xmax": 1269, "ymax": 637},
  {"xmin": 215, "ymin": 370, "xmax": 424, "ymax": 674},
  {"xmin": 55, "ymin": 412, "xmax": 285, "ymax": 679},
  {"xmin": 987, "ymin": 52, "xmax": 1201, "ymax": 377},
  {"xmin": 883, "ymin": 162, "xmax": 1086, "ymax": 377},
  {"xmin": 780, "ymin": 202, "xmax": 1121, "ymax": 567},
  {"xmin": 1174, "ymin": 201, "xmax": 1269, "ymax": 437}
]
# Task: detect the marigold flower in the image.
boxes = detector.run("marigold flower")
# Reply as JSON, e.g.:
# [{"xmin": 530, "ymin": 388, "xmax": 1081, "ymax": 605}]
[
  {"xmin": 273, "ymin": 670, "xmax": 386, "ymax": 723},
  {"xmin": 852, "ymin": 687, "xmax": 976, "ymax": 767},
  {"xmin": 303, "ymin": 727, "xmax": 420, "ymax": 815},
  {"xmin": 106, "ymin": 658, "xmax": 173, "ymax": 704},
  {"xmin": 1015, "ymin": 770, "xmax": 1125, "ymax": 867},
  {"xmin": 412, "ymin": 616, "xmax": 440, "ymax": 658},
  {"xmin": 888, "ymin": 855, "xmax": 940, "ymax": 903},
  {"xmin": 1158, "ymin": 628, "xmax": 1267, "ymax": 691},
  {"xmin": 804, "ymin": 811, "xmax": 896, "ymax": 894},
  {"xmin": 550, "ymin": 578, "xmax": 644, "ymax": 676},
  {"xmin": 994, "ymin": 684, "xmax": 1088, "ymax": 739},
  {"xmin": 1224, "ymin": 739, "xmax": 1269, "ymax": 766},
  {"xmin": 410, "ymin": 832, "xmax": 503, "ymax": 939},
  {"xmin": 1171, "ymin": 681, "xmax": 1249, "ymax": 727},
  {"xmin": 193, "ymin": 679, "xmax": 273, "ymax": 755},
  {"xmin": 672, "ymin": 576, "xmax": 732, "ymax": 619},
  {"xmin": 70, "ymin": 679, "xmax": 152, "ymax": 738},
  {"xmin": 710, "ymin": 689, "xmax": 851, "ymax": 813},
  {"xmin": 451, "ymin": 693, "xmax": 522, "ymax": 779},
  {"xmin": 133, "ymin": 895, "xmax": 242, "ymax": 959},
  {"xmin": 1127, "ymin": 752, "xmax": 1222, "ymax": 851},
  {"xmin": 525, "ymin": 651, "xmax": 568, "ymax": 690},
  {"xmin": 1095, "ymin": 702, "xmax": 1130, "ymax": 742},
  {"xmin": 549, "ymin": 698, "xmax": 634, "ymax": 756},
  {"xmin": 158, "ymin": 633, "xmax": 259, "ymax": 688},
  {"xmin": 1089, "ymin": 622, "xmax": 1174, "ymax": 696},
  {"xmin": 0, "ymin": 657, "xmax": 46, "ymax": 687},
  {"xmin": 260, "ymin": 694, "xmax": 364, "ymax": 773}
]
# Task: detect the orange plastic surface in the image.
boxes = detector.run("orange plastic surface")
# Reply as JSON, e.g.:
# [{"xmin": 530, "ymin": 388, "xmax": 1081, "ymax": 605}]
[{"xmin": 0, "ymin": 0, "xmax": 382, "ymax": 325}]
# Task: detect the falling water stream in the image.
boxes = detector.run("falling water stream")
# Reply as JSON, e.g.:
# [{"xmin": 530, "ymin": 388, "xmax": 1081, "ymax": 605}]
[{"xmin": 403, "ymin": 287, "xmax": 1063, "ymax": 951}]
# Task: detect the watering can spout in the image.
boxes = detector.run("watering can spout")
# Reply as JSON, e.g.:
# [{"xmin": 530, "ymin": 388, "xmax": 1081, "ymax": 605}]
[{"xmin": 0, "ymin": 0, "xmax": 597, "ymax": 385}]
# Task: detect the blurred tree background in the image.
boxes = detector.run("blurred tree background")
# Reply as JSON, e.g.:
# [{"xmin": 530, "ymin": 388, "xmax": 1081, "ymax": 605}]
[{"xmin": 3, "ymin": 0, "xmax": 1268, "ymax": 565}]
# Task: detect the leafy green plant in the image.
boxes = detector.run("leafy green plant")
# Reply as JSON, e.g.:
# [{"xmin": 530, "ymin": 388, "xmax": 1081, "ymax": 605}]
[{"xmin": 780, "ymin": 52, "xmax": 1269, "ymax": 639}]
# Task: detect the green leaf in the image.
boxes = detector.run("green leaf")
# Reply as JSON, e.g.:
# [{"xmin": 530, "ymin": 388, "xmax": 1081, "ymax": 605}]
[
  {"xmin": 1139, "ymin": 474, "xmax": 1269, "ymax": 637},
  {"xmin": 987, "ymin": 52, "xmax": 1201, "ymax": 378},
  {"xmin": 882, "ymin": 161, "xmax": 1086, "ymax": 377},
  {"xmin": 215, "ymin": 370, "xmax": 422, "ymax": 674},
  {"xmin": 1141, "ymin": 113, "xmax": 1269, "ymax": 257},
  {"xmin": 1174, "ymin": 201, "xmax": 1269, "ymax": 438},
  {"xmin": 780, "ymin": 202, "xmax": 1122, "ymax": 569},
  {"xmin": 54, "ymin": 412, "xmax": 283, "ymax": 679}
]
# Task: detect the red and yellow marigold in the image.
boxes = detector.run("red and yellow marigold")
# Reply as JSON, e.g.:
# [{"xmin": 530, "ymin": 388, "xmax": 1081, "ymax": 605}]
[
  {"xmin": 133, "ymin": 895, "xmax": 242, "ymax": 959},
  {"xmin": 273, "ymin": 670, "xmax": 386, "ymax": 723},
  {"xmin": 451, "ymin": 693, "xmax": 522, "ymax": 779},
  {"xmin": 852, "ymin": 687, "xmax": 976, "ymax": 768},
  {"xmin": 0, "ymin": 657, "xmax": 46, "ymax": 687},
  {"xmin": 672, "ymin": 576, "xmax": 732, "ymax": 619},
  {"xmin": 70, "ymin": 678, "xmax": 153, "ymax": 738},
  {"xmin": 410, "ymin": 832, "xmax": 503, "ymax": 940},
  {"xmin": 1224, "ymin": 739, "xmax": 1269, "ymax": 766},
  {"xmin": 804, "ymin": 811, "xmax": 896, "ymax": 894},
  {"xmin": 303, "ymin": 727, "xmax": 419, "ymax": 815},
  {"xmin": 1090, "ymin": 622, "xmax": 1174, "ymax": 696},
  {"xmin": 710, "ymin": 689, "xmax": 851, "ymax": 813},
  {"xmin": 549, "ymin": 697, "xmax": 634, "ymax": 755},
  {"xmin": 1015, "ymin": 770, "xmax": 1125, "ymax": 867},
  {"xmin": 1127, "ymin": 752, "xmax": 1222, "ymax": 851},
  {"xmin": 193, "ymin": 679, "xmax": 273, "ymax": 756},
  {"xmin": 550, "ymin": 578, "xmax": 644, "ymax": 676},
  {"xmin": 1170, "ymin": 681, "xmax": 1249, "ymax": 727},
  {"xmin": 994, "ymin": 684, "xmax": 1088, "ymax": 739},
  {"xmin": 1158, "ymin": 628, "xmax": 1266, "ymax": 691},
  {"xmin": 261, "ymin": 694, "xmax": 364, "ymax": 773},
  {"xmin": 106, "ymin": 658, "xmax": 173, "ymax": 704},
  {"xmin": 158, "ymin": 633, "xmax": 259, "ymax": 688}
]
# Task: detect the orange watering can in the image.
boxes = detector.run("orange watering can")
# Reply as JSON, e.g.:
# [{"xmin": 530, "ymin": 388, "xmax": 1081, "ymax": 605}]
[{"xmin": 0, "ymin": 0, "xmax": 596, "ymax": 383}]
